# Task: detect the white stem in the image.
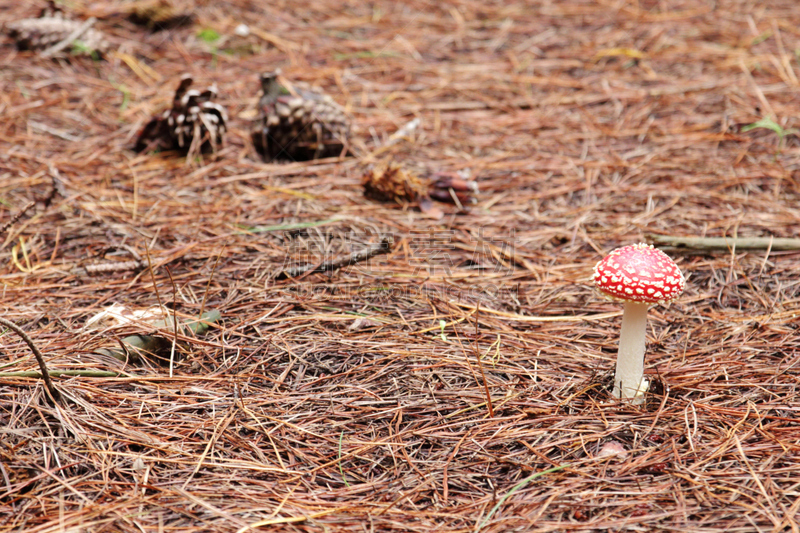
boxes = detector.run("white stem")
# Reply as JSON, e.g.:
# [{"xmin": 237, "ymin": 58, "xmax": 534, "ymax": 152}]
[{"xmin": 613, "ymin": 301, "xmax": 649, "ymax": 401}]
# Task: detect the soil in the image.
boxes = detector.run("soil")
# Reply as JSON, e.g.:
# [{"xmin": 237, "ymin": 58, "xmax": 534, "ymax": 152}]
[{"xmin": 1, "ymin": 0, "xmax": 800, "ymax": 531}]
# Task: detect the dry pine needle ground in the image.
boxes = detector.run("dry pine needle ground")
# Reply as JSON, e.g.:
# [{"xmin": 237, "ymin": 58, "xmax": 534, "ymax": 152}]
[{"xmin": 1, "ymin": 0, "xmax": 800, "ymax": 531}]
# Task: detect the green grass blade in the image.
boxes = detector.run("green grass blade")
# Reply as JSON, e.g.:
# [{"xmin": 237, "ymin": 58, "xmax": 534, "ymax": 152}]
[{"xmin": 476, "ymin": 464, "xmax": 568, "ymax": 531}]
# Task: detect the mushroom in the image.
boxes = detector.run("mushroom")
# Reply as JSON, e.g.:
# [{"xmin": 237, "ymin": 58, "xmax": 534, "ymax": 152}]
[{"xmin": 592, "ymin": 243, "xmax": 685, "ymax": 402}]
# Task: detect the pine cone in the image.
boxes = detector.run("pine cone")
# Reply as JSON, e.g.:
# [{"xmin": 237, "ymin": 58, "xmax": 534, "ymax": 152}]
[
  {"xmin": 362, "ymin": 164, "xmax": 427, "ymax": 204},
  {"xmin": 127, "ymin": 0, "xmax": 194, "ymax": 31},
  {"xmin": 134, "ymin": 75, "xmax": 227, "ymax": 156},
  {"xmin": 362, "ymin": 165, "xmax": 478, "ymax": 217},
  {"xmin": 427, "ymin": 173, "xmax": 479, "ymax": 205},
  {"xmin": 251, "ymin": 72, "xmax": 351, "ymax": 162},
  {"xmin": 38, "ymin": 1, "xmax": 64, "ymax": 18},
  {"xmin": 6, "ymin": 6, "xmax": 110, "ymax": 56}
]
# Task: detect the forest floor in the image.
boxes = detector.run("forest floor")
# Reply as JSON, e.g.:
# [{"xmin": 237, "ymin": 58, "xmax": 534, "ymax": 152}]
[{"xmin": 2, "ymin": 0, "xmax": 800, "ymax": 531}]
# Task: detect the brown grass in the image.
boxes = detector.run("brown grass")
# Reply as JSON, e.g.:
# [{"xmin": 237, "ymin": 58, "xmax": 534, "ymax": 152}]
[{"xmin": 2, "ymin": 0, "xmax": 800, "ymax": 531}]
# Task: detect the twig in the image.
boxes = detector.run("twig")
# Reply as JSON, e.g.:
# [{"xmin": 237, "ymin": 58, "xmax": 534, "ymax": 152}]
[
  {"xmin": 70, "ymin": 245, "xmax": 145, "ymax": 275},
  {"xmin": 199, "ymin": 243, "xmax": 225, "ymax": 319},
  {"xmin": 338, "ymin": 430, "xmax": 350, "ymax": 487},
  {"xmin": 165, "ymin": 266, "xmax": 179, "ymax": 378},
  {"xmin": 277, "ymin": 235, "xmax": 393, "ymax": 280},
  {"xmin": 0, "ymin": 317, "xmax": 60, "ymax": 402},
  {"xmin": 0, "ymin": 201, "xmax": 35, "ymax": 238},
  {"xmin": 472, "ymin": 304, "xmax": 494, "ymax": 418},
  {"xmin": 81, "ymin": 260, "xmax": 143, "ymax": 274},
  {"xmin": 41, "ymin": 17, "xmax": 97, "ymax": 58},
  {"xmin": 0, "ymin": 370, "xmax": 122, "ymax": 378},
  {"xmin": 647, "ymin": 234, "xmax": 800, "ymax": 251},
  {"xmin": 28, "ymin": 121, "xmax": 82, "ymax": 142},
  {"xmin": 145, "ymin": 242, "xmax": 166, "ymax": 312},
  {"xmin": 360, "ymin": 118, "xmax": 422, "ymax": 163},
  {"xmin": 385, "ymin": 117, "xmax": 421, "ymax": 147}
]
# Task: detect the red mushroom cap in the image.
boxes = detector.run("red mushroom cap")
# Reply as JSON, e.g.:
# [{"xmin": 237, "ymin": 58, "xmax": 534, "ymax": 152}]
[{"xmin": 593, "ymin": 243, "xmax": 685, "ymax": 304}]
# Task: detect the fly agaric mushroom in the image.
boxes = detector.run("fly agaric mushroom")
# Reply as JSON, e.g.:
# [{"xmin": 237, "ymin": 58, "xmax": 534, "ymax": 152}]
[{"xmin": 592, "ymin": 243, "xmax": 685, "ymax": 402}]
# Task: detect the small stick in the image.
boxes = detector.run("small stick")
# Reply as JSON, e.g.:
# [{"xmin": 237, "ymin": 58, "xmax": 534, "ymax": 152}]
[
  {"xmin": 49, "ymin": 165, "xmax": 69, "ymax": 198},
  {"xmin": 70, "ymin": 245, "xmax": 145, "ymax": 276},
  {"xmin": 144, "ymin": 243, "xmax": 166, "ymax": 312},
  {"xmin": 385, "ymin": 117, "xmax": 421, "ymax": 147},
  {"xmin": 647, "ymin": 234, "xmax": 800, "ymax": 251},
  {"xmin": 472, "ymin": 304, "xmax": 494, "ymax": 418},
  {"xmin": 81, "ymin": 260, "xmax": 143, "ymax": 275},
  {"xmin": 28, "ymin": 121, "xmax": 82, "ymax": 142},
  {"xmin": 360, "ymin": 118, "xmax": 421, "ymax": 163},
  {"xmin": 277, "ymin": 235, "xmax": 393, "ymax": 280},
  {"xmin": 0, "ymin": 201, "xmax": 35, "ymax": 237},
  {"xmin": 199, "ymin": 243, "xmax": 226, "ymax": 319},
  {"xmin": 41, "ymin": 17, "xmax": 97, "ymax": 58},
  {"xmin": 0, "ymin": 370, "xmax": 122, "ymax": 378},
  {"xmin": 165, "ymin": 266, "xmax": 179, "ymax": 378},
  {"xmin": 0, "ymin": 317, "xmax": 60, "ymax": 402}
]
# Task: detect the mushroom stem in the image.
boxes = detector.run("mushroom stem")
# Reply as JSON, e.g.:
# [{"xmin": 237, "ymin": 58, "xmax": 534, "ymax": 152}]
[{"xmin": 614, "ymin": 301, "xmax": 649, "ymax": 401}]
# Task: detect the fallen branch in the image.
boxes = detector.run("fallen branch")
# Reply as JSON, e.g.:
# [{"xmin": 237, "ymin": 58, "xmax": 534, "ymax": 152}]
[
  {"xmin": 647, "ymin": 234, "xmax": 800, "ymax": 251},
  {"xmin": 277, "ymin": 235, "xmax": 393, "ymax": 280},
  {"xmin": 94, "ymin": 309, "xmax": 221, "ymax": 364},
  {"xmin": 0, "ymin": 317, "xmax": 60, "ymax": 402},
  {"xmin": 41, "ymin": 16, "xmax": 97, "ymax": 58}
]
